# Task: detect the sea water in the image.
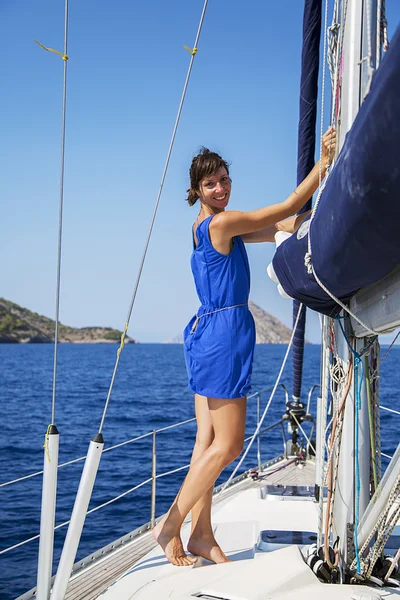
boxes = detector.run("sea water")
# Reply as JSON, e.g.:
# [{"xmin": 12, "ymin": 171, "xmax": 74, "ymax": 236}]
[{"xmin": 0, "ymin": 343, "xmax": 399, "ymax": 599}]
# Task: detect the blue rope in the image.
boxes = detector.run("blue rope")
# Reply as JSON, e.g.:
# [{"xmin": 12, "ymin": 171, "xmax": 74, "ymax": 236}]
[
  {"xmin": 335, "ymin": 317, "xmax": 377, "ymax": 572},
  {"xmin": 336, "ymin": 318, "xmax": 377, "ymax": 358}
]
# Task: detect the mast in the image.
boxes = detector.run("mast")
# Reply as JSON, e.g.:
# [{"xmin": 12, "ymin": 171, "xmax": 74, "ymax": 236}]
[{"xmin": 331, "ymin": 0, "xmax": 378, "ymax": 568}]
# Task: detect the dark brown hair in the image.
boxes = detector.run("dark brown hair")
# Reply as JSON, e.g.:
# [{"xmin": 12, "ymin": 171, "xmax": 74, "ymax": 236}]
[{"xmin": 186, "ymin": 147, "xmax": 230, "ymax": 206}]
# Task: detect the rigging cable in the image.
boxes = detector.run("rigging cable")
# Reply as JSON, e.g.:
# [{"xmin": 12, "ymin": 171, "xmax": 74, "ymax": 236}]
[
  {"xmin": 33, "ymin": 6, "xmax": 69, "ymax": 596},
  {"xmin": 380, "ymin": 330, "xmax": 400, "ymax": 364},
  {"xmin": 35, "ymin": 2, "xmax": 69, "ymax": 426},
  {"xmin": 98, "ymin": 0, "xmax": 209, "ymax": 434}
]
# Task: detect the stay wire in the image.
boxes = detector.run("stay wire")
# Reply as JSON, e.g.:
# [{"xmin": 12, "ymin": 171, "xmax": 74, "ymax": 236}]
[
  {"xmin": 98, "ymin": 0, "xmax": 209, "ymax": 433},
  {"xmin": 45, "ymin": 0, "xmax": 69, "ymax": 425}
]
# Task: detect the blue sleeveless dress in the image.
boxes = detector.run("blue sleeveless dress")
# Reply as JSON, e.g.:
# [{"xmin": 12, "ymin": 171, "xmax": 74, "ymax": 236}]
[{"xmin": 183, "ymin": 215, "xmax": 256, "ymax": 399}]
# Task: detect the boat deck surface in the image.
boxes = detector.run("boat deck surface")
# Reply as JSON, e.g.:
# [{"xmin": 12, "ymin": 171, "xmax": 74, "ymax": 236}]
[
  {"xmin": 18, "ymin": 456, "xmax": 312, "ymax": 600},
  {"xmin": 19, "ymin": 457, "xmax": 400, "ymax": 599}
]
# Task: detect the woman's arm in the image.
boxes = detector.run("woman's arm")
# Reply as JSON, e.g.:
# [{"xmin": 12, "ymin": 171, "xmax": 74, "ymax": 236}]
[
  {"xmin": 277, "ymin": 209, "xmax": 312, "ymax": 233},
  {"xmin": 241, "ymin": 210, "xmax": 311, "ymax": 243},
  {"xmin": 213, "ymin": 160, "xmax": 323, "ymax": 239},
  {"xmin": 213, "ymin": 127, "xmax": 335, "ymax": 242},
  {"xmin": 241, "ymin": 224, "xmax": 278, "ymax": 243}
]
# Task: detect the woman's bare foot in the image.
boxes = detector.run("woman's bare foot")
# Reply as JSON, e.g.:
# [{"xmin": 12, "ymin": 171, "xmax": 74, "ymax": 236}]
[
  {"xmin": 187, "ymin": 534, "xmax": 231, "ymax": 564},
  {"xmin": 152, "ymin": 519, "xmax": 198, "ymax": 566}
]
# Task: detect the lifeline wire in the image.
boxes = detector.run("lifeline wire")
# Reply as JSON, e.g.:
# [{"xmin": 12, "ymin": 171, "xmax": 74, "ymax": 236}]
[
  {"xmin": 221, "ymin": 302, "xmax": 304, "ymax": 492},
  {"xmin": 98, "ymin": 0, "xmax": 209, "ymax": 434}
]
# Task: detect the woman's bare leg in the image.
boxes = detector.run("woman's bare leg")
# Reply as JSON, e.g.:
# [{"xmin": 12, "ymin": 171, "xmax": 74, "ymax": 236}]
[
  {"xmin": 187, "ymin": 394, "xmax": 229, "ymax": 563},
  {"xmin": 153, "ymin": 396, "xmax": 246, "ymax": 566}
]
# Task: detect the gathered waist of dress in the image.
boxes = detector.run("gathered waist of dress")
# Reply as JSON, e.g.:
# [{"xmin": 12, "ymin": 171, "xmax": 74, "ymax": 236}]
[{"xmin": 191, "ymin": 303, "xmax": 249, "ymax": 334}]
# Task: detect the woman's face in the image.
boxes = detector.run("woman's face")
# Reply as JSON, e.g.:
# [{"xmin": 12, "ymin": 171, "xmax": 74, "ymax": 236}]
[{"xmin": 198, "ymin": 167, "xmax": 231, "ymax": 211}]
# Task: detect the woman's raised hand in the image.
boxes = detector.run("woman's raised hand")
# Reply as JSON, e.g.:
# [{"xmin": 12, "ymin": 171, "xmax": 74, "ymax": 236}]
[{"xmin": 321, "ymin": 126, "xmax": 336, "ymax": 168}]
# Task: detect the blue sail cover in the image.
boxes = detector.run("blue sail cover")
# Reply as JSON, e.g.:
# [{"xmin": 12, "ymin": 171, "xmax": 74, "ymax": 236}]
[
  {"xmin": 273, "ymin": 25, "xmax": 400, "ymax": 317},
  {"xmin": 292, "ymin": 0, "xmax": 321, "ymax": 400}
]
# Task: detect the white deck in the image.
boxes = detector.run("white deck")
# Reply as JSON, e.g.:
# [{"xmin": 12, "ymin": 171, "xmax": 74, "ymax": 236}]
[
  {"xmin": 94, "ymin": 459, "xmax": 400, "ymax": 600},
  {"xmin": 18, "ymin": 458, "xmax": 400, "ymax": 600}
]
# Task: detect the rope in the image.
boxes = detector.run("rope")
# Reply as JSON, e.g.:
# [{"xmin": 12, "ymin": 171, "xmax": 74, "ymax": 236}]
[
  {"xmin": 34, "ymin": 40, "xmax": 68, "ymax": 61},
  {"xmin": 334, "ymin": 318, "xmax": 380, "ymax": 571},
  {"xmin": 380, "ymin": 0, "xmax": 389, "ymax": 53},
  {"xmin": 376, "ymin": 0, "xmax": 389, "ymax": 67},
  {"xmin": 349, "ymin": 431, "xmax": 400, "ymax": 575},
  {"xmin": 327, "ymin": 0, "xmax": 340, "ymax": 90},
  {"xmin": 98, "ymin": 0, "xmax": 209, "ymax": 433},
  {"xmin": 190, "ymin": 303, "xmax": 247, "ymax": 334},
  {"xmin": 324, "ymin": 355, "xmax": 352, "ymax": 568},
  {"xmin": 43, "ymin": 423, "xmax": 55, "ymax": 463},
  {"xmin": 365, "ymin": 481, "xmax": 400, "ymax": 578},
  {"xmin": 385, "ymin": 546, "xmax": 400, "ymax": 582},
  {"xmin": 221, "ymin": 302, "xmax": 304, "ymax": 492},
  {"xmin": 35, "ymin": 0, "xmax": 69, "ymax": 425}
]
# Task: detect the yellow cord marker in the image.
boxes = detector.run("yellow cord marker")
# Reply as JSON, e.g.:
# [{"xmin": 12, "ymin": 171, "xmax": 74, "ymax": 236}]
[
  {"xmin": 117, "ymin": 322, "xmax": 129, "ymax": 358},
  {"xmin": 43, "ymin": 424, "xmax": 54, "ymax": 462},
  {"xmin": 34, "ymin": 39, "xmax": 69, "ymax": 61},
  {"xmin": 183, "ymin": 45, "xmax": 198, "ymax": 56}
]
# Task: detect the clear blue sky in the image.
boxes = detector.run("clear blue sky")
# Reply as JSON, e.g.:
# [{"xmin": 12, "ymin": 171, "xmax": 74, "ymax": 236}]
[{"xmin": 2, "ymin": 1, "xmax": 400, "ymax": 343}]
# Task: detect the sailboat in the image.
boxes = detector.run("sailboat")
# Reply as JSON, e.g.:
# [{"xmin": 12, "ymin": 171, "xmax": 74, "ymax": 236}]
[{"xmin": 3, "ymin": 0, "xmax": 400, "ymax": 598}]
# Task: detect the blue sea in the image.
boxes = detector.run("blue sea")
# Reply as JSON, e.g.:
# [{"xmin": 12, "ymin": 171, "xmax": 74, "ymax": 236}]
[{"xmin": 1, "ymin": 343, "xmax": 399, "ymax": 599}]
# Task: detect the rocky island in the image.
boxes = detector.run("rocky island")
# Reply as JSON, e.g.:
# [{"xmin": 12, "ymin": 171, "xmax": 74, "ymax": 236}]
[
  {"xmin": 0, "ymin": 298, "xmax": 137, "ymax": 344},
  {"xmin": 165, "ymin": 300, "xmax": 305, "ymax": 344}
]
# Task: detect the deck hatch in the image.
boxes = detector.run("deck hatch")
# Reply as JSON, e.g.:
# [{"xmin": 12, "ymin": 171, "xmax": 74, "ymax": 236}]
[
  {"xmin": 258, "ymin": 529, "xmax": 317, "ymax": 552},
  {"xmin": 261, "ymin": 484, "xmax": 315, "ymax": 499}
]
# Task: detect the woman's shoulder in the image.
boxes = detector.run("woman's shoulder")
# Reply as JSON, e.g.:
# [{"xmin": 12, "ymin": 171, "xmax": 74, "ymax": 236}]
[{"xmin": 195, "ymin": 215, "xmax": 213, "ymax": 237}]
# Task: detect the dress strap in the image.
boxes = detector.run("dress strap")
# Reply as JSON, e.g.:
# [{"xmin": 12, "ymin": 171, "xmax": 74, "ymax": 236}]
[{"xmin": 192, "ymin": 216, "xmax": 213, "ymax": 250}]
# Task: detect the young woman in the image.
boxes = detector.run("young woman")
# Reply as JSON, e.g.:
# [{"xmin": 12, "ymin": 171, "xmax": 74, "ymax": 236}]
[{"xmin": 153, "ymin": 127, "xmax": 336, "ymax": 566}]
